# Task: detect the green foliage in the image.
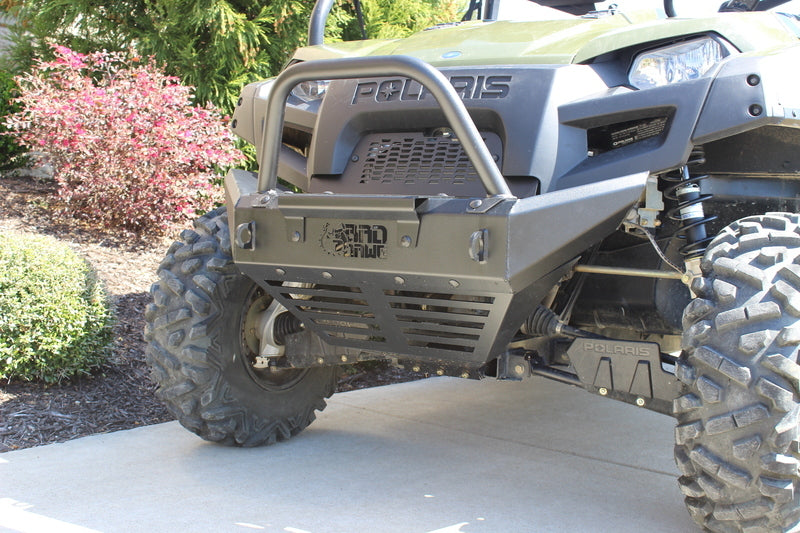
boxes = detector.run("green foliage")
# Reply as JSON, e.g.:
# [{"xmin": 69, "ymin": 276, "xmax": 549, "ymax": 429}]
[
  {"xmin": 0, "ymin": 232, "xmax": 114, "ymax": 383},
  {"xmin": 0, "ymin": 69, "xmax": 28, "ymax": 170},
  {"xmin": 136, "ymin": 2, "xmax": 285, "ymax": 112},
  {"xmin": 2, "ymin": 1, "xmax": 149, "ymax": 75},
  {"xmin": 4, "ymin": 0, "xmax": 462, "ymax": 114},
  {"xmin": 352, "ymin": 0, "xmax": 463, "ymax": 40}
]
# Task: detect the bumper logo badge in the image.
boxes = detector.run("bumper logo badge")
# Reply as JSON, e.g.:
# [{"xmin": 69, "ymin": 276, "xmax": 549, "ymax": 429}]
[{"xmin": 320, "ymin": 223, "xmax": 388, "ymax": 259}]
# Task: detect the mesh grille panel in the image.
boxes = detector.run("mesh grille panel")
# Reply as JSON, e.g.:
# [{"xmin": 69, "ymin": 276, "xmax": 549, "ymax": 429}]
[
  {"xmin": 341, "ymin": 132, "xmax": 502, "ymax": 195},
  {"xmin": 361, "ymin": 137, "xmax": 475, "ymax": 185}
]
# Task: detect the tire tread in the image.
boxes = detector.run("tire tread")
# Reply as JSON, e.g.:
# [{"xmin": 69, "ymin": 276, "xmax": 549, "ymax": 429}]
[
  {"xmin": 145, "ymin": 207, "xmax": 335, "ymax": 447},
  {"xmin": 675, "ymin": 213, "xmax": 800, "ymax": 532}
]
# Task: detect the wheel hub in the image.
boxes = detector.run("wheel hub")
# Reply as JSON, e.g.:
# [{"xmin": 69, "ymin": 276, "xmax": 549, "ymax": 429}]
[
  {"xmin": 239, "ymin": 286, "xmax": 307, "ymax": 389},
  {"xmin": 254, "ymin": 299, "xmax": 289, "ymax": 366}
]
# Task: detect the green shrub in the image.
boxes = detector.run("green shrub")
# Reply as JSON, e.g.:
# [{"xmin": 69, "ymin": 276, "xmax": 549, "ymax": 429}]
[
  {"xmin": 0, "ymin": 69, "xmax": 27, "ymax": 171},
  {"xmin": 0, "ymin": 232, "xmax": 114, "ymax": 383}
]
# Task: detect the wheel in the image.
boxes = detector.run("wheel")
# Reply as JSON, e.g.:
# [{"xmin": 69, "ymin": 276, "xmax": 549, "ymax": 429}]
[
  {"xmin": 144, "ymin": 207, "xmax": 336, "ymax": 446},
  {"xmin": 674, "ymin": 212, "xmax": 800, "ymax": 532}
]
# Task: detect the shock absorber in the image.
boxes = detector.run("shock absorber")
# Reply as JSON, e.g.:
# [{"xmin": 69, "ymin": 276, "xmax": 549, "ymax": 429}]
[
  {"xmin": 663, "ymin": 147, "xmax": 718, "ymax": 259},
  {"xmin": 661, "ymin": 147, "xmax": 717, "ymax": 289}
]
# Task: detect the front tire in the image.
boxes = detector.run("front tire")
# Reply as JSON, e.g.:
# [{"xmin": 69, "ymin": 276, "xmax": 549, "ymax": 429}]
[
  {"xmin": 144, "ymin": 207, "xmax": 336, "ymax": 446},
  {"xmin": 675, "ymin": 213, "xmax": 800, "ymax": 532}
]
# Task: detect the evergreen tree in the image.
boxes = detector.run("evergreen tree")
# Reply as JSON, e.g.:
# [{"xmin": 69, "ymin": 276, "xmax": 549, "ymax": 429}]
[{"xmin": 3, "ymin": 0, "xmax": 462, "ymax": 113}]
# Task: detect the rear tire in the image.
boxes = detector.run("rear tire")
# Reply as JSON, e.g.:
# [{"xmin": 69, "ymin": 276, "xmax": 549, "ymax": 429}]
[
  {"xmin": 144, "ymin": 207, "xmax": 336, "ymax": 446},
  {"xmin": 675, "ymin": 213, "xmax": 800, "ymax": 532}
]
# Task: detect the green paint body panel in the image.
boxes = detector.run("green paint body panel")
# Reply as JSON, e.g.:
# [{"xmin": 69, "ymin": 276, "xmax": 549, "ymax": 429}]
[{"xmin": 293, "ymin": 11, "xmax": 798, "ymax": 66}]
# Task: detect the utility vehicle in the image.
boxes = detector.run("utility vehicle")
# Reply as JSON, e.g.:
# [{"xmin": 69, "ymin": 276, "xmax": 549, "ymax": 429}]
[{"xmin": 145, "ymin": 0, "xmax": 800, "ymax": 530}]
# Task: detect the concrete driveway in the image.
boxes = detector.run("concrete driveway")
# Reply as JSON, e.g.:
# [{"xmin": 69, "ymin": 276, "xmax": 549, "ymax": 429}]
[{"xmin": 0, "ymin": 376, "xmax": 696, "ymax": 532}]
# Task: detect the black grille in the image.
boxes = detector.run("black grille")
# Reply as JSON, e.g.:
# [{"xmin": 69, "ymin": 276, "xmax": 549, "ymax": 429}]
[
  {"xmin": 265, "ymin": 281, "xmax": 497, "ymax": 357},
  {"xmin": 361, "ymin": 137, "xmax": 475, "ymax": 185},
  {"xmin": 342, "ymin": 132, "xmax": 503, "ymax": 195}
]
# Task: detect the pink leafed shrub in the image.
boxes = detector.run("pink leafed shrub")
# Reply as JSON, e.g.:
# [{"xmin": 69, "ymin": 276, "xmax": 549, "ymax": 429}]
[{"xmin": 6, "ymin": 45, "xmax": 243, "ymax": 234}]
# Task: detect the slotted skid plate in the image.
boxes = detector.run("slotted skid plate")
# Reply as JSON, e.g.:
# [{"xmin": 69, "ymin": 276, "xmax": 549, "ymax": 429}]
[{"xmin": 262, "ymin": 277, "xmax": 512, "ymax": 361}]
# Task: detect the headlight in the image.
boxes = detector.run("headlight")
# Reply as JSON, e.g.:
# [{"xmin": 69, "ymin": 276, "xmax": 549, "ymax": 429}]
[
  {"xmin": 291, "ymin": 80, "xmax": 330, "ymax": 102},
  {"xmin": 629, "ymin": 37, "xmax": 727, "ymax": 90}
]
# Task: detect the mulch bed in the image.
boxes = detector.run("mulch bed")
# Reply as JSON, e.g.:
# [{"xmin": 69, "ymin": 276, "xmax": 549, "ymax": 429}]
[{"xmin": 0, "ymin": 175, "xmax": 424, "ymax": 452}]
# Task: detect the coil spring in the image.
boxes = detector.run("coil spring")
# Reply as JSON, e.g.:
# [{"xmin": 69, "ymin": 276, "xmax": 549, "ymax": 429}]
[{"xmin": 661, "ymin": 147, "xmax": 718, "ymax": 258}]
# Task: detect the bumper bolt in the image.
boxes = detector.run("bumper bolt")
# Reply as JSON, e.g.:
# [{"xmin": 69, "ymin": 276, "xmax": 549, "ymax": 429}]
[
  {"xmin": 598, "ymin": 387, "xmax": 608, "ymax": 396},
  {"xmin": 635, "ymin": 397, "xmax": 646, "ymax": 407}
]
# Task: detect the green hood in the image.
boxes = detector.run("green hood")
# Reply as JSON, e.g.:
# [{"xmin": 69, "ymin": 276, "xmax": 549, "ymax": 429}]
[{"xmin": 293, "ymin": 11, "xmax": 798, "ymax": 66}]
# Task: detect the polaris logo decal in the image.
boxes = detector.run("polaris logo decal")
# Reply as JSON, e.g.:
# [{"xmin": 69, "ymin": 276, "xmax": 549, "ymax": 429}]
[
  {"xmin": 352, "ymin": 75, "xmax": 511, "ymax": 104},
  {"xmin": 580, "ymin": 341, "xmax": 654, "ymax": 358},
  {"xmin": 320, "ymin": 223, "xmax": 388, "ymax": 259}
]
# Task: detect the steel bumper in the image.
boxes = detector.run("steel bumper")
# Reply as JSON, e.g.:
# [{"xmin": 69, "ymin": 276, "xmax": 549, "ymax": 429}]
[{"xmin": 226, "ymin": 169, "xmax": 647, "ymax": 364}]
